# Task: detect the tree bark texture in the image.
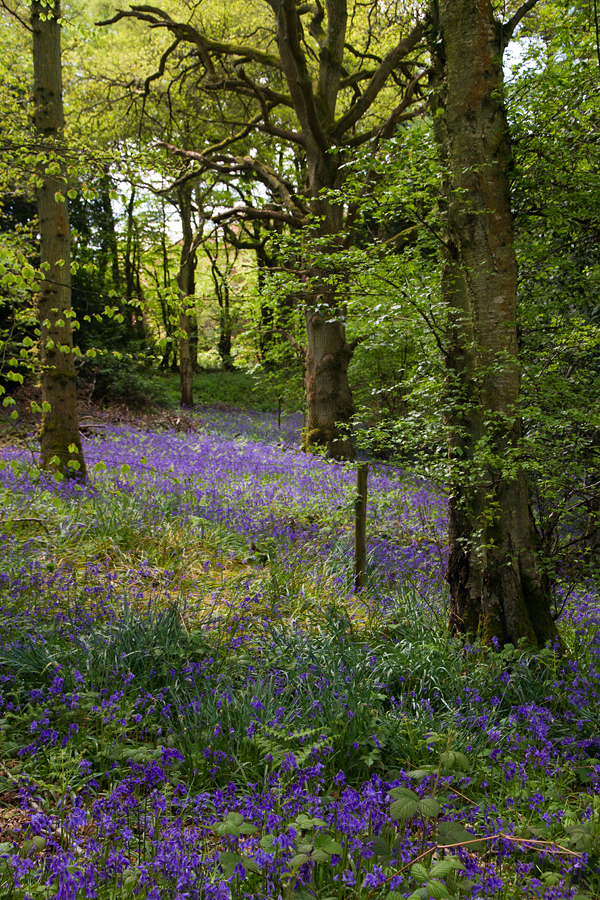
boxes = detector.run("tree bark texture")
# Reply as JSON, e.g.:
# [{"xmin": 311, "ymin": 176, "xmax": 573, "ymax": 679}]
[
  {"xmin": 177, "ymin": 188, "xmax": 195, "ymax": 408},
  {"xmin": 303, "ymin": 308, "xmax": 355, "ymax": 459},
  {"xmin": 430, "ymin": 0, "xmax": 559, "ymax": 648},
  {"xmin": 32, "ymin": 0, "xmax": 86, "ymax": 478}
]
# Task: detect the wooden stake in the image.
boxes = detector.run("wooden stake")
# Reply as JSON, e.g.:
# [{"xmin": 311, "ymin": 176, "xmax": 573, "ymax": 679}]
[{"xmin": 354, "ymin": 463, "xmax": 368, "ymax": 591}]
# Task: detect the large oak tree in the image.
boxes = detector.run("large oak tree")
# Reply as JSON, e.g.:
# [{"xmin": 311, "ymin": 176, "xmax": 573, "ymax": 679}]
[{"xmin": 99, "ymin": 0, "xmax": 427, "ymax": 458}]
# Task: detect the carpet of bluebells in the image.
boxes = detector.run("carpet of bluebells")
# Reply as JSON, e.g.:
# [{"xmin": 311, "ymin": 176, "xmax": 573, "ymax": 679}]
[{"xmin": 0, "ymin": 408, "xmax": 599, "ymax": 900}]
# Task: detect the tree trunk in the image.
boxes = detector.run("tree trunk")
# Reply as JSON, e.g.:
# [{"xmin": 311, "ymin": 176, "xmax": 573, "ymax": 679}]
[
  {"xmin": 32, "ymin": 0, "xmax": 85, "ymax": 479},
  {"xmin": 99, "ymin": 171, "xmax": 120, "ymax": 292},
  {"xmin": 124, "ymin": 185, "xmax": 136, "ymax": 302},
  {"xmin": 301, "ymin": 160, "xmax": 357, "ymax": 459},
  {"xmin": 430, "ymin": 0, "xmax": 560, "ymax": 649},
  {"xmin": 303, "ymin": 308, "xmax": 355, "ymax": 459},
  {"xmin": 177, "ymin": 187, "xmax": 195, "ymax": 408},
  {"xmin": 218, "ymin": 307, "xmax": 233, "ymax": 371}
]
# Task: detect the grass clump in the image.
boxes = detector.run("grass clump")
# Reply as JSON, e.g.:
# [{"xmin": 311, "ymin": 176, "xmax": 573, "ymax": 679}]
[
  {"xmin": 160, "ymin": 369, "xmax": 279, "ymax": 411},
  {"xmin": 0, "ymin": 409, "xmax": 599, "ymax": 899}
]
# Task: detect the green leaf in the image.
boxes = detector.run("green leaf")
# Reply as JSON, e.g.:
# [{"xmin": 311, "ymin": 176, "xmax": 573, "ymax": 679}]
[
  {"xmin": 314, "ymin": 834, "xmax": 343, "ymax": 855},
  {"xmin": 216, "ymin": 822, "xmax": 240, "ymax": 837},
  {"xmin": 408, "ymin": 766, "xmax": 437, "ymax": 780},
  {"xmin": 390, "ymin": 795, "xmax": 420, "ymax": 820},
  {"xmin": 226, "ymin": 812, "xmax": 244, "ymax": 826},
  {"xmin": 418, "ymin": 797, "xmax": 441, "ymax": 818},
  {"xmin": 407, "ymin": 888, "xmax": 429, "ymax": 900},
  {"xmin": 425, "ymin": 879, "xmax": 452, "ymax": 899},
  {"xmin": 372, "ymin": 836, "xmax": 391, "ymax": 857},
  {"xmin": 430, "ymin": 859, "xmax": 464, "ymax": 878},
  {"xmin": 219, "ymin": 851, "xmax": 259, "ymax": 877},
  {"xmin": 290, "ymin": 853, "xmax": 310, "ymax": 869},
  {"xmin": 439, "ymin": 751, "xmax": 456, "ymax": 769},
  {"xmin": 564, "ymin": 823, "xmax": 595, "ymax": 850},
  {"xmin": 411, "ymin": 863, "xmax": 429, "ymax": 883},
  {"xmin": 389, "ymin": 786, "xmax": 420, "ymax": 801},
  {"xmin": 438, "ymin": 823, "xmax": 485, "ymax": 851}
]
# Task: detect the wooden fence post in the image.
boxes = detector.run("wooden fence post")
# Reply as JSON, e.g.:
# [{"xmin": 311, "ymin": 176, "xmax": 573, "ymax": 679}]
[{"xmin": 354, "ymin": 463, "xmax": 368, "ymax": 591}]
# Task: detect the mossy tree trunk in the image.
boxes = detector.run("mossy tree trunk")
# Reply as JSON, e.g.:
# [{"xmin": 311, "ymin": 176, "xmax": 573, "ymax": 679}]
[
  {"xmin": 429, "ymin": 0, "xmax": 561, "ymax": 649},
  {"xmin": 32, "ymin": 0, "xmax": 85, "ymax": 478}
]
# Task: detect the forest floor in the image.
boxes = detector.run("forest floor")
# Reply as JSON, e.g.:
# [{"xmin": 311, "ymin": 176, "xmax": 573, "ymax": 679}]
[{"xmin": 0, "ymin": 400, "xmax": 599, "ymax": 899}]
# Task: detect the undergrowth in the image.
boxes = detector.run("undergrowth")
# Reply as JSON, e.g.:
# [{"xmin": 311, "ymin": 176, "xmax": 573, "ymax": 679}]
[{"xmin": 0, "ymin": 414, "xmax": 598, "ymax": 899}]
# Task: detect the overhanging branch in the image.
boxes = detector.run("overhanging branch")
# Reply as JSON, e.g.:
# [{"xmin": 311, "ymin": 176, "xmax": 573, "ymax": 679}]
[
  {"xmin": 332, "ymin": 20, "xmax": 424, "ymax": 140},
  {"xmin": 212, "ymin": 206, "xmax": 307, "ymax": 228},
  {"xmin": 501, "ymin": 0, "xmax": 541, "ymax": 49}
]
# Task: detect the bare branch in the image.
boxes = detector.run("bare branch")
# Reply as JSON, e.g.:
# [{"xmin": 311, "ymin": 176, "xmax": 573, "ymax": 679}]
[
  {"xmin": 375, "ymin": 72, "xmax": 426, "ymax": 142},
  {"xmin": 263, "ymin": 327, "xmax": 306, "ymax": 360},
  {"xmin": 347, "ymin": 334, "xmax": 365, "ymax": 353},
  {"xmin": 315, "ymin": 0, "xmax": 347, "ymax": 123},
  {"xmin": 234, "ymin": 65, "xmax": 270, "ymax": 122},
  {"xmin": 0, "ymin": 0, "xmax": 32, "ymax": 31},
  {"xmin": 212, "ymin": 206, "xmax": 306, "ymax": 228},
  {"xmin": 97, "ymin": 5, "xmax": 283, "ymax": 71},
  {"xmin": 501, "ymin": 0, "xmax": 541, "ymax": 48},
  {"xmin": 332, "ymin": 21, "xmax": 424, "ymax": 140},
  {"xmin": 339, "ymin": 69, "xmax": 373, "ymax": 90},
  {"xmin": 257, "ymin": 121, "xmax": 306, "ymax": 147},
  {"xmin": 203, "ymin": 114, "xmax": 263, "ymax": 155},
  {"xmin": 142, "ymin": 38, "xmax": 179, "ymax": 96},
  {"xmin": 273, "ymin": 0, "xmax": 329, "ymax": 149}
]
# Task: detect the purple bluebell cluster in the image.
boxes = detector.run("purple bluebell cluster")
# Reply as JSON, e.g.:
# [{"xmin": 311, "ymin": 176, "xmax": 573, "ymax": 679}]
[{"xmin": 0, "ymin": 408, "xmax": 599, "ymax": 898}]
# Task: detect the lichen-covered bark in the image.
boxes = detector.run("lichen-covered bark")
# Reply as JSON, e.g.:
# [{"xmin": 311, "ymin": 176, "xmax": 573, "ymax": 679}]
[
  {"xmin": 430, "ymin": 0, "xmax": 560, "ymax": 649},
  {"xmin": 32, "ymin": 0, "xmax": 85, "ymax": 478}
]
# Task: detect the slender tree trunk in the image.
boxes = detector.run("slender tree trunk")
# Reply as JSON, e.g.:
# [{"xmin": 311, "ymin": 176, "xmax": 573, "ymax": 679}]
[
  {"xmin": 430, "ymin": 0, "xmax": 560, "ymax": 648},
  {"xmin": 99, "ymin": 171, "xmax": 120, "ymax": 291},
  {"xmin": 124, "ymin": 185, "xmax": 136, "ymax": 301},
  {"xmin": 218, "ymin": 304, "xmax": 233, "ymax": 371},
  {"xmin": 32, "ymin": 0, "xmax": 85, "ymax": 478},
  {"xmin": 177, "ymin": 188, "xmax": 194, "ymax": 408}
]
